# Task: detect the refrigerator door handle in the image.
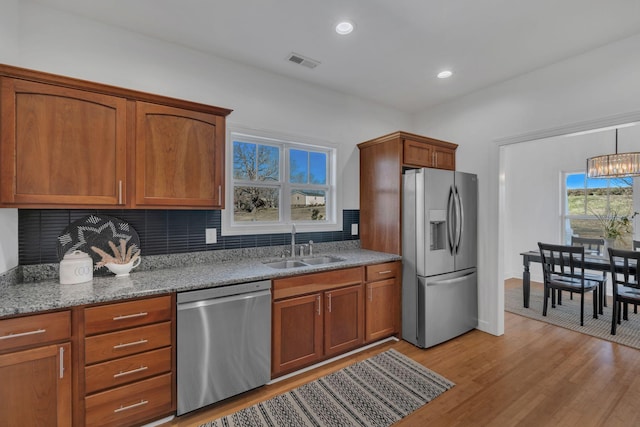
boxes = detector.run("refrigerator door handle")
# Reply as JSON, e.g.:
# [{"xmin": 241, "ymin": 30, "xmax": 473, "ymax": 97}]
[
  {"xmin": 454, "ymin": 186, "xmax": 464, "ymax": 254},
  {"xmin": 426, "ymin": 270, "xmax": 476, "ymax": 286},
  {"xmin": 447, "ymin": 186, "xmax": 455, "ymax": 255}
]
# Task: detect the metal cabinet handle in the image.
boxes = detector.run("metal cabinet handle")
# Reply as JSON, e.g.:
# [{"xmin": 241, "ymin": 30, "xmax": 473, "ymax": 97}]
[
  {"xmin": 377, "ymin": 270, "xmax": 392, "ymax": 275},
  {"xmin": 113, "ymin": 366, "xmax": 148, "ymax": 378},
  {"xmin": 113, "ymin": 339, "xmax": 148, "ymax": 349},
  {"xmin": 114, "ymin": 400, "xmax": 149, "ymax": 413},
  {"xmin": 118, "ymin": 180, "xmax": 123, "ymax": 205},
  {"xmin": 59, "ymin": 346, "xmax": 65, "ymax": 379},
  {"xmin": 368, "ymin": 286, "xmax": 373, "ymax": 302},
  {"xmin": 328, "ymin": 293, "xmax": 332, "ymax": 313},
  {"xmin": 113, "ymin": 312, "xmax": 148, "ymax": 321},
  {"xmin": 218, "ymin": 185, "xmax": 221, "ymax": 204},
  {"xmin": 0, "ymin": 328, "xmax": 46, "ymax": 340},
  {"xmin": 316, "ymin": 295, "xmax": 321, "ymax": 315}
]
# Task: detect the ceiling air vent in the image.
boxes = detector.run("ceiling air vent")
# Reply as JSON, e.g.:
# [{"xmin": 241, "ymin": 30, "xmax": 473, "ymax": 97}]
[{"xmin": 287, "ymin": 52, "xmax": 320, "ymax": 69}]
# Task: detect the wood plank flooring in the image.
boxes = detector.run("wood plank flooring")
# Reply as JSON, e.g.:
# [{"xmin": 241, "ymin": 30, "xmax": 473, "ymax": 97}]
[{"xmin": 166, "ymin": 284, "xmax": 640, "ymax": 427}]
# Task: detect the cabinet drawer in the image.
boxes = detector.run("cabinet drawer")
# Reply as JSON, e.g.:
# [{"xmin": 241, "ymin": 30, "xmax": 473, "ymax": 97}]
[
  {"xmin": 85, "ymin": 373, "xmax": 172, "ymax": 427},
  {"xmin": 85, "ymin": 295, "xmax": 172, "ymax": 335},
  {"xmin": 273, "ymin": 267, "xmax": 363, "ymax": 300},
  {"xmin": 0, "ymin": 311, "xmax": 70, "ymax": 352},
  {"xmin": 85, "ymin": 322, "xmax": 171, "ymax": 365},
  {"xmin": 85, "ymin": 347, "xmax": 172, "ymax": 394},
  {"xmin": 365, "ymin": 261, "xmax": 400, "ymax": 282}
]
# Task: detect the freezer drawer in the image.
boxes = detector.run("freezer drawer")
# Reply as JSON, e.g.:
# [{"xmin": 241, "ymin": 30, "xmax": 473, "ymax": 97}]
[{"xmin": 416, "ymin": 269, "xmax": 477, "ymax": 348}]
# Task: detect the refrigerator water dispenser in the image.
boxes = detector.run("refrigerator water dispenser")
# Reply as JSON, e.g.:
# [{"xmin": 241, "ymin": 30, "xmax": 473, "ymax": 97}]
[{"xmin": 429, "ymin": 209, "xmax": 446, "ymax": 251}]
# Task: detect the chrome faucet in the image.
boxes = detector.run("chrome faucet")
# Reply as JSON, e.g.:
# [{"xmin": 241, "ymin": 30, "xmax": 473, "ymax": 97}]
[
  {"xmin": 291, "ymin": 224, "xmax": 296, "ymax": 258},
  {"xmin": 309, "ymin": 240, "xmax": 313, "ymax": 256}
]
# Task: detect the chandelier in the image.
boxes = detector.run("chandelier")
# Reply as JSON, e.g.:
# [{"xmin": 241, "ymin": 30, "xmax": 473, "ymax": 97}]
[{"xmin": 586, "ymin": 129, "xmax": 640, "ymax": 178}]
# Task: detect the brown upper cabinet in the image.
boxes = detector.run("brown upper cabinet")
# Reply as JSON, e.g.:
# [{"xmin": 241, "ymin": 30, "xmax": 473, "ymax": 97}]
[
  {"xmin": 0, "ymin": 64, "xmax": 231, "ymax": 209},
  {"xmin": 134, "ymin": 102, "xmax": 225, "ymax": 208},
  {"xmin": 358, "ymin": 131, "xmax": 457, "ymax": 255}
]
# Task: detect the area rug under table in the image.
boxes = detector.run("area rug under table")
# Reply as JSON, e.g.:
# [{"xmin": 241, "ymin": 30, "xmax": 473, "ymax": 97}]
[{"xmin": 200, "ymin": 348, "xmax": 454, "ymax": 427}]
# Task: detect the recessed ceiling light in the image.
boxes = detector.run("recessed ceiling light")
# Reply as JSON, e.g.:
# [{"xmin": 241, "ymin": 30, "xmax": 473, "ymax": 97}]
[
  {"xmin": 437, "ymin": 70, "xmax": 453, "ymax": 79},
  {"xmin": 335, "ymin": 21, "xmax": 354, "ymax": 35}
]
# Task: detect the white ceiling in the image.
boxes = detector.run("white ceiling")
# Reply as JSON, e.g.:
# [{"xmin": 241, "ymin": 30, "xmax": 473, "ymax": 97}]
[{"xmin": 32, "ymin": 0, "xmax": 640, "ymax": 113}]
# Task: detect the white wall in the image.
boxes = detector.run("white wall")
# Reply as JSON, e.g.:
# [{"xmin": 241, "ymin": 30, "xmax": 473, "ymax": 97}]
[
  {"xmin": 0, "ymin": 1, "xmax": 411, "ymax": 273},
  {"xmin": 411, "ymin": 33, "xmax": 640, "ymax": 336}
]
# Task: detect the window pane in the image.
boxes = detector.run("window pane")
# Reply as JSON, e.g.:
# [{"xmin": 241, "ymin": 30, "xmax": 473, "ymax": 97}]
[
  {"xmin": 257, "ymin": 145, "xmax": 279, "ymax": 181},
  {"xmin": 234, "ymin": 186, "xmax": 279, "ymax": 222},
  {"xmin": 233, "ymin": 141, "xmax": 256, "ymax": 180},
  {"xmin": 290, "ymin": 149, "xmax": 308, "ymax": 183},
  {"xmin": 609, "ymin": 177, "xmax": 634, "ymax": 214},
  {"xmin": 309, "ymin": 152, "xmax": 327, "ymax": 184},
  {"xmin": 566, "ymin": 173, "xmax": 585, "ymax": 215},
  {"xmin": 567, "ymin": 218, "xmax": 603, "ymax": 240},
  {"xmin": 291, "ymin": 190, "xmax": 326, "ymax": 221}
]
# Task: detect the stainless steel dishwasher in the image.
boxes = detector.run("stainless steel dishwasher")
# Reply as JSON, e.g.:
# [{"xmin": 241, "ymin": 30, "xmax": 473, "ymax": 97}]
[{"xmin": 176, "ymin": 280, "xmax": 271, "ymax": 416}]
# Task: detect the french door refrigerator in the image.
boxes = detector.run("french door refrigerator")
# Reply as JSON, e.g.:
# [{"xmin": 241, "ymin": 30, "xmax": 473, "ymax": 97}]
[{"xmin": 402, "ymin": 168, "xmax": 478, "ymax": 348}]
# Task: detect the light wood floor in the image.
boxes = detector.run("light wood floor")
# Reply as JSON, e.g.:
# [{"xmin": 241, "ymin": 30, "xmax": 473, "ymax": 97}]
[{"xmin": 166, "ymin": 282, "xmax": 640, "ymax": 427}]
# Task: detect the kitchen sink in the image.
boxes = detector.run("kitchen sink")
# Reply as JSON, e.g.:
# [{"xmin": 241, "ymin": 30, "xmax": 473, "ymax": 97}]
[
  {"xmin": 299, "ymin": 256, "xmax": 344, "ymax": 265},
  {"xmin": 263, "ymin": 260, "xmax": 308, "ymax": 269},
  {"xmin": 263, "ymin": 256, "xmax": 345, "ymax": 269}
]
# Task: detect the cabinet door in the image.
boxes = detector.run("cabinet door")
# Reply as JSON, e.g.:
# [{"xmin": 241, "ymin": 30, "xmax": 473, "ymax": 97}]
[
  {"xmin": 434, "ymin": 147, "xmax": 456, "ymax": 170},
  {"xmin": 365, "ymin": 278, "xmax": 399, "ymax": 342},
  {"xmin": 0, "ymin": 78, "xmax": 127, "ymax": 206},
  {"xmin": 0, "ymin": 342, "xmax": 71, "ymax": 427},
  {"xmin": 135, "ymin": 102, "xmax": 225, "ymax": 208},
  {"xmin": 272, "ymin": 294, "xmax": 323, "ymax": 376},
  {"xmin": 324, "ymin": 284, "xmax": 364, "ymax": 357},
  {"xmin": 403, "ymin": 139, "xmax": 434, "ymax": 168}
]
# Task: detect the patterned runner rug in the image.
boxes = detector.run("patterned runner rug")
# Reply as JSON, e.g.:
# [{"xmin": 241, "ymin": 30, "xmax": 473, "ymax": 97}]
[
  {"xmin": 200, "ymin": 349, "xmax": 454, "ymax": 427},
  {"xmin": 505, "ymin": 282, "xmax": 640, "ymax": 349}
]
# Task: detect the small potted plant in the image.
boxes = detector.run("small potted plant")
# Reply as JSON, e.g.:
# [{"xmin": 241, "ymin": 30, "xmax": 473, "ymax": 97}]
[{"xmin": 594, "ymin": 210, "xmax": 638, "ymax": 249}]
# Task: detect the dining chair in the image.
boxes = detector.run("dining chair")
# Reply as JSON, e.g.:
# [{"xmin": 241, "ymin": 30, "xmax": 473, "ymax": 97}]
[
  {"xmin": 570, "ymin": 236, "xmax": 607, "ymax": 313},
  {"xmin": 607, "ymin": 247, "xmax": 640, "ymax": 335},
  {"xmin": 538, "ymin": 242, "xmax": 599, "ymax": 326}
]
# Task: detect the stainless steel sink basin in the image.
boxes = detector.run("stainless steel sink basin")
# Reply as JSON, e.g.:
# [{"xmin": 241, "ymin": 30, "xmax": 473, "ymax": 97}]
[
  {"xmin": 300, "ymin": 256, "xmax": 344, "ymax": 265},
  {"xmin": 263, "ymin": 260, "xmax": 308, "ymax": 269},
  {"xmin": 263, "ymin": 256, "xmax": 344, "ymax": 269}
]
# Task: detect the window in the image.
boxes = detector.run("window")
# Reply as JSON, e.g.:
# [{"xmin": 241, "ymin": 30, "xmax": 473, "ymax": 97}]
[
  {"xmin": 223, "ymin": 127, "xmax": 339, "ymax": 235},
  {"xmin": 563, "ymin": 172, "xmax": 634, "ymax": 245}
]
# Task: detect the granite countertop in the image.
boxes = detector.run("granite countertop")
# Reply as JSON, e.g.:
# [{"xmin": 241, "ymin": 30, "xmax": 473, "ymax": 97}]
[{"xmin": 0, "ymin": 247, "xmax": 401, "ymax": 318}]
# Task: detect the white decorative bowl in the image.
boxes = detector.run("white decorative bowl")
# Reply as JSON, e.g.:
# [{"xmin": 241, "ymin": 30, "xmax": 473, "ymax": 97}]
[{"xmin": 105, "ymin": 257, "xmax": 141, "ymax": 277}]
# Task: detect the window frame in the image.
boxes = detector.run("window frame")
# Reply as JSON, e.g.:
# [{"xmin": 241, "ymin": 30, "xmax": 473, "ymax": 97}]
[
  {"xmin": 222, "ymin": 125, "xmax": 341, "ymax": 236},
  {"xmin": 561, "ymin": 171, "xmax": 636, "ymax": 244}
]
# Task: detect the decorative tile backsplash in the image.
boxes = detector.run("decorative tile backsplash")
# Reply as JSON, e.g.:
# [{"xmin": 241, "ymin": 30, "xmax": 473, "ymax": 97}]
[{"xmin": 18, "ymin": 209, "xmax": 360, "ymax": 265}]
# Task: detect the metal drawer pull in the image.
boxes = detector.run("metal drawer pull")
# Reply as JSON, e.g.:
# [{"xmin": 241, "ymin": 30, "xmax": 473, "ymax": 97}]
[
  {"xmin": 377, "ymin": 270, "xmax": 392, "ymax": 275},
  {"xmin": 328, "ymin": 294, "xmax": 332, "ymax": 313},
  {"xmin": 113, "ymin": 339, "xmax": 148, "ymax": 349},
  {"xmin": 113, "ymin": 366, "xmax": 148, "ymax": 378},
  {"xmin": 316, "ymin": 295, "xmax": 321, "ymax": 315},
  {"xmin": 369, "ymin": 286, "xmax": 373, "ymax": 301},
  {"xmin": 114, "ymin": 400, "xmax": 149, "ymax": 413},
  {"xmin": 113, "ymin": 312, "xmax": 148, "ymax": 321},
  {"xmin": 0, "ymin": 328, "xmax": 46, "ymax": 340}
]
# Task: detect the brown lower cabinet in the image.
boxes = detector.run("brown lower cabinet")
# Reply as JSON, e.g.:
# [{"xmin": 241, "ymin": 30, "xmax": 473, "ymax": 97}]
[
  {"xmin": 0, "ymin": 311, "xmax": 72, "ymax": 427},
  {"xmin": 271, "ymin": 267, "xmax": 365, "ymax": 377},
  {"xmin": 79, "ymin": 295, "xmax": 175, "ymax": 427},
  {"xmin": 364, "ymin": 261, "xmax": 402, "ymax": 343}
]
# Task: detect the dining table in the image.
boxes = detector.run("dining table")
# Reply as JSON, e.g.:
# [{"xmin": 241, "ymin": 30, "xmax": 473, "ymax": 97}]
[{"xmin": 520, "ymin": 250, "xmax": 611, "ymax": 308}]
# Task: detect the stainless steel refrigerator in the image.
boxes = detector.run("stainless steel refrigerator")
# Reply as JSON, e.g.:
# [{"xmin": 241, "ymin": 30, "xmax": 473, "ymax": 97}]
[{"xmin": 402, "ymin": 168, "xmax": 478, "ymax": 348}]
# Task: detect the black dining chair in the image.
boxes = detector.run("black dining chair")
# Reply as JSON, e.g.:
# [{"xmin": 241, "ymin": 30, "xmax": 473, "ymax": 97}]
[
  {"xmin": 538, "ymin": 242, "xmax": 599, "ymax": 326},
  {"xmin": 570, "ymin": 236, "xmax": 607, "ymax": 313},
  {"xmin": 608, "ymin": 248, "xmax": 640, "ymax": 335}
]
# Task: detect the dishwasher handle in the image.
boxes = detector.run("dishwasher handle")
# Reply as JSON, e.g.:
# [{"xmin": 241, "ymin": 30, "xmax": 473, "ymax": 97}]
[{"xmin": 177, "ymin": 289, "xmax": 271, "ymax": 311}]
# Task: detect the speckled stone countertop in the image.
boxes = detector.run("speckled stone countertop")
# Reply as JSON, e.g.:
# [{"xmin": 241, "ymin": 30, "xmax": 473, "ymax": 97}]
[{"xmin": 0, "ymin": 244, "xmax": 401, "ymax": 318}]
